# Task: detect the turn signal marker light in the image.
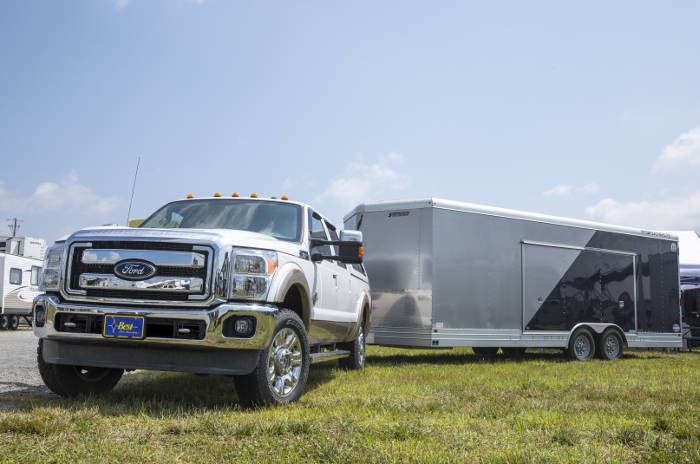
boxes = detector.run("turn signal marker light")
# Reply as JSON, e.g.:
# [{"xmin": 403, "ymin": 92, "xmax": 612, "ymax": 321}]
[{"xmin": 358, "ymin": 246, "xmax": 364, "ymax": 258}]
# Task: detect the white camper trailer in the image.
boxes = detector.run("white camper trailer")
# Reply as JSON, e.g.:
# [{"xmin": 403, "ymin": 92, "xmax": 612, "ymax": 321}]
[{"xmin": 0, "ymin": 236, "xmax": 46, "ymax": 330}]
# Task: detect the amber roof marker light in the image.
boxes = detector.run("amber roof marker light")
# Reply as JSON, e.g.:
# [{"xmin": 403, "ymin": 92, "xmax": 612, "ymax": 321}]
[
  {"xmin": 281, "ymin": 196, "xmax": 289, "ymax": 200},
  {"xmin": 186, "ymin": 194, "xmax": 194, "ymax": 199},
  {"xmin": 250, "ymin": 193, "xmax": 258, "ymax": 198},
  {"xmin": 214, "ymin": 192, "xmax": 221, "ymax": 197},
  {"xmin": 232, "ymin": 193, "xmax": 239, "ymax": 197}
]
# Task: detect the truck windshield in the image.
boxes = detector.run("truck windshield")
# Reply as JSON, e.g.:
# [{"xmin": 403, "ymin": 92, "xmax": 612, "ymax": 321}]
[{"xmin": 140, "ymin": 199, "xmax": 302, "ymax": 242}]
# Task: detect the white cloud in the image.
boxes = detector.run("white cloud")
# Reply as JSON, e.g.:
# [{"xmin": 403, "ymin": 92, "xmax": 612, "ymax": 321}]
[
  {"xmin": 586, "ymin": 193, "xmax": 700, "ymax": 230},
  {"xmin": 543, "ymin": 183, "xmax": 599, "ymax": 197},
  {"xmin": 314, "ymin": 153, "xmax": 410, "ymax": 213},
  {"xmin": 0, "ymin": 171, "xmax": 120, "ymax": 215},
  {"xmin": 652, "ymin": 125, "xmax": 700, "ymax": 173}
]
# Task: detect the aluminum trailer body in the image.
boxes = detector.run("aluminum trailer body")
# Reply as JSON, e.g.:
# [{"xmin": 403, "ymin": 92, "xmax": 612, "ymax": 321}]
[{"xmin": 344, "ymin": 198, "xmax": 683, "ymax": 353}]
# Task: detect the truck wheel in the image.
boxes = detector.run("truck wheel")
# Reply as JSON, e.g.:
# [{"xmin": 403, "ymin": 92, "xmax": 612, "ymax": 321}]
[
  {"xmin": 566, "ymin": 328, "xmax": 596, "ymax": 361},
  {"xmin": 0, "ymin": 315, "xmax": 8, "ymax": 330},
  {"xmin": 472, "ymin": 347, "xmax": 499, "ymax": 357},
  {"xmin": 9, "ymin": 315, "xmax": 19, "ymax": 330},
  {"xmin": 234, "ymin": 310, "xmax": 310, "ymax": 408},
  {"xmin": 37, "ymin": 339, "xmax": 123, "ymax": 397},
  {"xmin": 501, "ymin": 347, "xmax": 526, "ymax": 357},
  {"xmin": 338, "ymin": 322, "xmax": 366, "ymax": 370},
  {"xmin": 596, "ymin": 329, "xmax": 623, "ymax": 360}
]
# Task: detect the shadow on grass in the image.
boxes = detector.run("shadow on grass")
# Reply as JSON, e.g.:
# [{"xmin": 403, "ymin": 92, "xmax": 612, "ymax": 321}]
[
  {"xmin": 366, "ymin": 350, "xmax": 569, "ymax": 367},
  {"xmin": 35, "ymin": 361, "xmax": 341, "ymax": 416}
]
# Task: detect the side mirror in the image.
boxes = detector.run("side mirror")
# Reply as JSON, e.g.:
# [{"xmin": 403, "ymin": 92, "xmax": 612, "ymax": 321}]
[{"xmin": 310, "ymin": 230, "xmax": 364, "ymax": 264}]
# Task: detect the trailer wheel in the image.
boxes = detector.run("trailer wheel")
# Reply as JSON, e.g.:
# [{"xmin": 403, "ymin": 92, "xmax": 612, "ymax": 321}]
[
  {"xmin": 37, "ymin": 340, "xmax": 123, "ymax": 397},
  {"xmin": 566, "ymin": 328, "xmax": 596, "ymax": 361},
  {"xmin": 339, "ymin": 321, "xmax": 366, "ymax": 370},
  {"xmin": 8, "ymin": 315, "xmax": 19, "ymax": 330},
  {"xmin": 472, "ymin": 347, "xmax": 499, "ymax": 357},
  {"xmin": 501, "ymin": 347, "xmax": 526, "ymax": 357},
  {"xmin": 596, "ymin": 329, "xmax": 623, "ymax": 360},
  {"xmin": 0, "ymin": 315, "xmax": 8, "ymax": 330},
  {"xmin": 234, "ymin": 310, "xmax": 310, "ymax": 408}
]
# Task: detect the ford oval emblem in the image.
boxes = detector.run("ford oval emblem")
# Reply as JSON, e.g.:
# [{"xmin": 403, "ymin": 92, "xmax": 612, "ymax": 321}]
[{"xmin": 114, "ymin": 260, "xmax": 157, "ymax": 281}]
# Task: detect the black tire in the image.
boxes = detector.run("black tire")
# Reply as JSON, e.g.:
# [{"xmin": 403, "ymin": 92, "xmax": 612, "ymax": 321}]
[
  {"xmin": 566, "ymin": 328, "xmax": 596, "ymax": 361},
  {"xmin": 0, "ymin": 315, "xmax": 9, "ymax": 330},
  {"xmin": 501, "ymin": 347, "xmax": 526, "ymax": 357},
  {"xmin": 472, "ymin": 347, "xmax": 499, "ymax": 357},
  {"xmin": 37, "ymin": 339, "xmax": 123, "ymax": 397},
  {"xmin": 596, "ymin": 328, "xmax": 624, "ymax": 360},
  {"xmin": 234, "ymin": 310, "xmax": 310, "ymax": 408},
  {"xmin": 338, "ymin": 320, "xmax": 366, "ymax": 370},
  {"xmin": 9, "ymin": 315, "xmax": 19, "ymax": 330}
]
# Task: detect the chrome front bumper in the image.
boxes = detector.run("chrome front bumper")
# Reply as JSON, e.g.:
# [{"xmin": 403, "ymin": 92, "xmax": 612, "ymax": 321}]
[{"xmin": 33, "ymin": 294, "xmax": 278, "ymax": 350}]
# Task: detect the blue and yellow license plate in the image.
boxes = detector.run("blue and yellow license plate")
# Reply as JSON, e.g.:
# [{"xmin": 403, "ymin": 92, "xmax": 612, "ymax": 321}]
[{"xmin": 103, "ymin": 315, "xmax": 145, "ymax": 339}]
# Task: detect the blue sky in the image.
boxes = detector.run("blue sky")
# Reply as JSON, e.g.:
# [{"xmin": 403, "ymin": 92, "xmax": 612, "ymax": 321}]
[{"xmin": 1, "ymin": 0, "xmax": 700, "ymax": 242}]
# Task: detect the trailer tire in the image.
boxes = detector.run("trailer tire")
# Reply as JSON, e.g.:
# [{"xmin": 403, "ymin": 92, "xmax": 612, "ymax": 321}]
[
  {"xmin": 0, "ymin": 315, "xmax": 8, "ymax": 330},
  {"xmin": 566, "ymin": 328, "xmax": 596, "ymax": 361},
  {"xmin": 339, "ymin": 322, "xmax": 366, "ymax": 370},
  {"xmin": 37, "ymin": 339, "xmax": 123, "ymax": 397},
  {"xmin": 8, "ymin": 315, "xmax": 19, "ymax": 330},
  {"xmin": 596, "ymin": 328, "xmax": 623, "ymax": 360},
  {"xmin": 234, "ymin": 310, "xmax": 310, "ymax": 408},
  {"xmin": 472, "ymin": 347, "xmax": 499, "ymax": 357},
  {"xmin": 501, "ymin": 347, "xmax": 526, "ymax": 357}
]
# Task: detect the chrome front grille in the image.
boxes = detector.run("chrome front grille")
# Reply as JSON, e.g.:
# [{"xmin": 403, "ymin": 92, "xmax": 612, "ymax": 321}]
[{"xmin": 65, "ymin": 241, "xmax": 213, "ymax": 304}]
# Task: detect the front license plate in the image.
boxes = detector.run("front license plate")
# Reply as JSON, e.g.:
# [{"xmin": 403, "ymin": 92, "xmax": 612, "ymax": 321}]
[{"xmin": 103, "ymin": 315, "xmax": 145, "ymax": 339}]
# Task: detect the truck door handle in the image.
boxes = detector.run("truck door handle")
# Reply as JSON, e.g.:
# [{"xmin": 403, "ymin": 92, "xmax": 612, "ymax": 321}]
[{"xmin": 332, "ymin": 274, "xmax": 337, "ymax": 279}]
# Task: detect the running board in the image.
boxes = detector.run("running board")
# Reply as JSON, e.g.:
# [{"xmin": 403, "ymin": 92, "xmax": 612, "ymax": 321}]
[{"xmin": 310, "ymin": 350, "xmax": 351, "ymax": 364}]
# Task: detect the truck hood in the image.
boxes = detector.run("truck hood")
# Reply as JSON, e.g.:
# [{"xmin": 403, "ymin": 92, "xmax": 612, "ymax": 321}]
[{"xmin": 66, "ymin": 226, "xmax": 302, "ymax": 256}]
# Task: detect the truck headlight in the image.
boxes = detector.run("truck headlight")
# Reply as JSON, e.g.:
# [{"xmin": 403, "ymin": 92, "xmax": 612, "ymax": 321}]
[
  {"xmin": 41, "ymin": 244, "xmax": 65, "ymax": 292},
  {"xmin": 229, "ymin": 248, "xmax": 277, "ymax": 300}
]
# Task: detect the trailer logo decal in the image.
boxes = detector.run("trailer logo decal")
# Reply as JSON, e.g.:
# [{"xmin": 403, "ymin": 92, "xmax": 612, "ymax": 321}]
[{"xmin": 114, "ymin": 260, "xmax": 157, "ymax": 281}]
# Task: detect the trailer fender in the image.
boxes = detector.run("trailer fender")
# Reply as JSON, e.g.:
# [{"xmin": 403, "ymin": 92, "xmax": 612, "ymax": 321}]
[{"xmin": 566, "ymin": 323, "xmax": 628, "ymax": 347}]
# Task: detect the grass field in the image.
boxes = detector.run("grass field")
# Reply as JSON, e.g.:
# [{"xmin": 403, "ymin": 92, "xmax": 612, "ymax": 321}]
[{"xmin": 1, "ymin": 347, "xmax": 699, "ymax": 463}]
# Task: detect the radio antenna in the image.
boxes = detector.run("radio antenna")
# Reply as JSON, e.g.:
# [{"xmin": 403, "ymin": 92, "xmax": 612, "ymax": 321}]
[{"xmin": 126, "ymin": 156, "xmax": 141, "ymax": 226}]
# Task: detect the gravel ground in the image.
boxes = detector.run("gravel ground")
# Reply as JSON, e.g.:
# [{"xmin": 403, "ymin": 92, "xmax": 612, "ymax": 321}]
[{"xmin": 0, "ymin": 329, "xmax": 50, "ymax": 407}]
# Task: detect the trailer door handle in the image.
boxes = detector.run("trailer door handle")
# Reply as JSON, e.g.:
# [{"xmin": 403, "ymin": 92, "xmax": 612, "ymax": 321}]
[{"xmin": 332, "ymin": 274, "xmax": 337, "ymax": 279}]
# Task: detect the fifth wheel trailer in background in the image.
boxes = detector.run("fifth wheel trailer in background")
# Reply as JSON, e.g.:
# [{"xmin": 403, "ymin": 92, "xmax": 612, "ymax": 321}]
[{"xmin": 344, "ymin": 198, "xmax": 683, "ymax": 360}]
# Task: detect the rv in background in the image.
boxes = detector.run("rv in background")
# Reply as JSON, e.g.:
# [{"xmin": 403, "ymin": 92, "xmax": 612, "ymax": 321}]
[
  {"xmin": 0, "ymin": 236, "xmax": 46, "ymax": 330},
  {"xmin": 668, "ymin": 230, "xmax": 700, "ymax": 349},
  {"xmin": 345, "ymin": 198, "xmax": 683, "ymax": 361}
]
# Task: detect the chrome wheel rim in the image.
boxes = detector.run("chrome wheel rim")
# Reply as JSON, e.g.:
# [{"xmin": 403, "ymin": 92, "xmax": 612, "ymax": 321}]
[
  {"xmin": 358, "ymin": 326, "xmax": 366, "ymax": 366},
  {"xmin": 267, "ymin": 327, "xmax": 303, "ymax": 397},
  {"xmin": 604, "ymin": 334, "xmax": 620, "ymax": 359},
  {"xmin": 574, "ymin": 334, "xmax": 591, "ymax": 359}
]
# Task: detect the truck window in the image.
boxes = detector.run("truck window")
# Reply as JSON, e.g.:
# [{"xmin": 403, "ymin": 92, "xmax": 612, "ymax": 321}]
[
  {"xmin": 31, "ymin": 266, "xmax": 41, "ymax": 286},
  {"xmin": 9, "ymin": 268, "xmax": 22, "ymax": 285},
  {"xmin": 324, "ymin": 220, "xmax": 347, "ymax": 269},
  {"xmin": 309, "ymin": 211, "xmax": 331, "ymax": 255},
  {"xmin": 140, "ymin": 199, "xmax": 302, "ymax": 242}
]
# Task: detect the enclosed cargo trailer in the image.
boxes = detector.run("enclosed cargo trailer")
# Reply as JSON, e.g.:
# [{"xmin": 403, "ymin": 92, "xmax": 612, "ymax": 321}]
[{"xmin": 344, "ymin": 198, "xmax": 683, "ymax": 360}]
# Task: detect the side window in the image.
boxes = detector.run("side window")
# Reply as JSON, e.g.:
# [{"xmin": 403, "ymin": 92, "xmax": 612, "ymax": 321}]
[
  {"xmin": 352, "ymin": 263, "xmax": 366, "ymax": 275},
  {"xmin": 325, "ymin": 221, "xmax": 347, "ymax": 269},
  {"xmin": 9, "ymin": 268, "xmax": 22, "ymax": 285},
  {"xmin": 309, "ymin": 210, "xmax": 331, "ymax": 255},
  {"xmin": 31, "ymin": 266, "xmax": 42, "ymax": 286}
]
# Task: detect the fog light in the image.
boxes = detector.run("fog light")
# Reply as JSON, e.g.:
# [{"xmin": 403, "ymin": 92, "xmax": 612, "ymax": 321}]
[
  {"xmin": 34, "ymin": 306, "xmax": 46, "ymax": 327},
  {"xmin": 235, "ymin": 318, "xmax": 253, "ymax": 336}
]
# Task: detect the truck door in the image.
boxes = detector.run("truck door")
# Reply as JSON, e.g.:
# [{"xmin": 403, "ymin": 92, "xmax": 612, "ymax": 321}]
[{"xmin": 325, "ymin": 220, "xmax": 354, "ymax": 317}]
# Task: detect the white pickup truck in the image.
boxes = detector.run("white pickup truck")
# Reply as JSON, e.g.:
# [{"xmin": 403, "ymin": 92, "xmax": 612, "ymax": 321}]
[{"xmin": 33, "ymin": 195, "xmax": 370, "ymax": 406}]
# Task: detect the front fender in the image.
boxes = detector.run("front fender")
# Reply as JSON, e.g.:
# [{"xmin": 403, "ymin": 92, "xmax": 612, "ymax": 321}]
[{"xmin": 267, "ymin": 263, "xmax": 312, "ymax": 327}]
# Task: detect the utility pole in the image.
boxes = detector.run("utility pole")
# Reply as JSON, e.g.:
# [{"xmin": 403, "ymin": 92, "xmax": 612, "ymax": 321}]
[{"xmin": 7, "ymin": 217, "xmax": 23, "ymax": 237}]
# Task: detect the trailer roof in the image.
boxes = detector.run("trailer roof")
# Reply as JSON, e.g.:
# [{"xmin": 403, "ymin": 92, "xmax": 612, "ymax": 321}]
[{"xmin": 344, "ymin": 198, "xmax": 677, "ymax": 241}]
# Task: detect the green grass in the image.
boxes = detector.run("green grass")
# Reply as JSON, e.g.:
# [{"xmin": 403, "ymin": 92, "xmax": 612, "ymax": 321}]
[{"xmin": 1, "ymin": 347, "xmax": 699, "ymax": 463}]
